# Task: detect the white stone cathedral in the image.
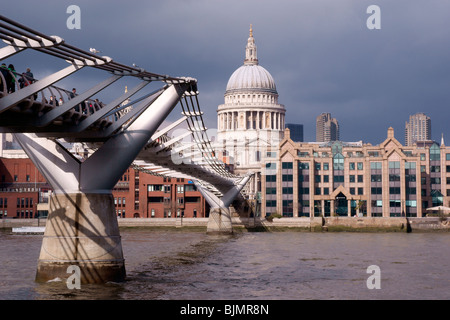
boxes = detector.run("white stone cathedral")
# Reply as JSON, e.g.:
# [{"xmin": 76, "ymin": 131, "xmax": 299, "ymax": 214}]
[{"xmin": 216, "ymin": 25, "xmax": 286, "ymax": 197}]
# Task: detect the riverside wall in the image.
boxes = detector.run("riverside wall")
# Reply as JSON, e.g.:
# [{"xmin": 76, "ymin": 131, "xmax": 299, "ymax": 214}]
[{"xmin": 2, "ymin": 216, "xmax": 449, "ymax": 232}]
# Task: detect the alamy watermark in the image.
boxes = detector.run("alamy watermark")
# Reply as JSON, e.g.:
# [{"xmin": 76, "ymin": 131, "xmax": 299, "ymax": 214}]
[
  {"xmin": 367, "ymin": 5, "xmax": 381, "ymax": 30},
  {"xmin": 66, "ymin": 265, "xmax": 81, "ymax": 289},
  {"xmin": 366, "ymin": 265, "xmax": 381, "ymax": 289},
  {"xmin": 66, "ymin": 5, "xmax": 81, "ymax": 30}
]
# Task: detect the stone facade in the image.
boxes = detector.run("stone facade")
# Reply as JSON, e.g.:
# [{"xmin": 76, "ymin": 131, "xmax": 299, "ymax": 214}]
[{"xmin": 261, "ymin": 127, "xmax": 450, "ymax": 218}]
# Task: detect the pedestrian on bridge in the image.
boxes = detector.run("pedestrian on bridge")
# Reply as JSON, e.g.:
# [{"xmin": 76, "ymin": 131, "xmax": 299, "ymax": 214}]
[{"xmin": 7, "ymin": 64, "xmax": 16, "ymax": 93}]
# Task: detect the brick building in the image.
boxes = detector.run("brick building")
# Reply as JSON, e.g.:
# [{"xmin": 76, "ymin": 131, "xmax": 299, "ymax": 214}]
[
  {"xmin": 0, "ymin": 157, "xmax": 207, "ymax": 219},
  {"xmin": 113, "ymin": 168, "xmax": 207, "ymax": 218},
  {"xmin": 0, "ymin": 157, "xmax": 50, "ymax": 218}
]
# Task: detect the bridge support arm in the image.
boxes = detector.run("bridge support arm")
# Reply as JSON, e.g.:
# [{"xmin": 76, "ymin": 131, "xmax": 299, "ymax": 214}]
[
  {"xmin": 194, "ymin": 175, "xmax": 252, "ymax": 234},
  {"xmin": 12, "ymin": 82, "xmax": 188, "ymax": 284}
]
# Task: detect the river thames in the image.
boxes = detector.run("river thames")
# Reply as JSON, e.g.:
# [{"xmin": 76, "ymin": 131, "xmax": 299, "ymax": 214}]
[{"xmin": 0, "ymin": 228, "xmax": 448, "ymax": 300}]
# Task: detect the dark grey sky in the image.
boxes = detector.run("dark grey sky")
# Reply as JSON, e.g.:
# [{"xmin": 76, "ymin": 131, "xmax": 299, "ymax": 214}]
[{"xmin": 3, "ymin": 0, "xmax": 450, "ymax": 145}]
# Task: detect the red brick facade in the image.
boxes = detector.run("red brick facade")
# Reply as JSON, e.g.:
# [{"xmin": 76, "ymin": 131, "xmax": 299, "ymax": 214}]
[
  {"xmin": 0, "ymin": 157, "xmax": 207, "ymax": 219},
  {"xmin": 0, "ymin": 157, "xmax": 49, "ymax": 218}
]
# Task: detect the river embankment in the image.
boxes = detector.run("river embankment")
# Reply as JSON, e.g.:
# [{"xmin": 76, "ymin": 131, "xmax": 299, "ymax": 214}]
[{"xmin": 1, "ymin": 216, "xmax": 449, "ymax": 232}]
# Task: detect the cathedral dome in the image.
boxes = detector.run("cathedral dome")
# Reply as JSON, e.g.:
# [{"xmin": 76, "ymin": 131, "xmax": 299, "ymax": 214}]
[
  {"xmin": 225, "ymin": 25, "xmax": 277, "ymax": 96},
  {"xmin": 226, "ymin": 64, "xmax": 277, "ymax": 94}
]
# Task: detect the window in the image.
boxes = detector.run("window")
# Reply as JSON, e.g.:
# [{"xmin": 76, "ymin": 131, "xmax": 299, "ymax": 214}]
[
  {"xmin": 315, "ymin": 188, "xmax": 321, "ymax": 195},
  {"xmin": 323, "ymin": 175, "xmax": 329, "ymax": 183},
  {"xmin": 358, "ymin": 188, "xmax": 364, "ymax": 195},
  {"xmin": 266, "ymin": 175, "xmax": 276, "ymax": 182},
  {"xmin": 371, "ymin": 187, "xmax": 382, "ymax": 194},
  {"xmin": 282, "ymin": 162, "xmax": 293, "ymax": 169},
  {"xmin": 357, "ymin": 162, "xmax": 363, "ymax": 170},
  {"xmin": 349, "ymin": 175, "xmax": 355, "ymax": 183},
  {"xmin": 266, "ymin": 162, "xmax": 276, "ymax": 170},
  {"xmin": 371, "ymin": 162, "xmax": 382, "ymax": 169},
  {"xmin": 315, "ymin": 175, "xmax": 321, "ymax": 183},
  {"xmin": 420, "ymin": 153, "xmax": 426, "ymax": 161},
  {"xmin": 323, "ymin": 188, "xmax": 329, "ymax": 195},
  {"xmin": 371, "ymin": 175, "xmax": 382, "ymax": 182},
  {"xmin": 431, "ymin": 178, "xmax": 441, "ymax": 184},
  {"xmin": 282, "ymin": 174, "xmax": 293, "ymax": 182},
  {"xmin": 389, "ymin": 187, "xmax": 401, "ymax": 194},
  {"xmin": 315, "ymin": 163, "xmax": 321, "ymax": 171},
  {"xmin": 389, "ymin": 174, "xmax": 400, "ymax": 182},
  {"xmin": 298, "ymin": 151, "xmax": 309, "ymax": 157},
  {"xmin": 446, "ymin": 153, "xmax": 450, "ymax": 161},
  {"xmin": 430, "ymin": 144, "xmax": 440, "ymax": 161},
  {"xmin": 349, "ymin": 162, "xmax": 355, "ymax": 170},
  {"xmin": 333, "ymin": 154, "xmax": 344, "ymax": 170},
  {"xmin": 350, "ymin": 188, "xmax": 355, "ymax": 195},
  {"xmin": 405, "ymin": 162, "xmax": 416, "ymax": 169},
  {"xmin": 431, "ymin": 166, "xmax": 441, "ymax": 173},
  {"xmin": 323, "ymin": 163, "xmax": 329, "ymax": 170},
  {"xmin": 177, "ymin": 185, "xmax": 184, "ymax": 193},
  {"xmin": 282, "ymin": 187, "xmax": 293, "ymax": 194},
  {"xmin": 420, "ymin": 165, "xmax": 426, "ymax": 173},
  {"xmin": 298, "ymin": 162, "xmax": 309, "ymax": 170},
  {"xmin": 266, "ymin": 187, "xmax": 276, "ymax": 195},
  {"xmin": 389, "ymin": 161, "xmax": 400, "ymax": 169},
  {"xmin": 358, "ymin": 175, "xmax": 363, "ymax": 183}
]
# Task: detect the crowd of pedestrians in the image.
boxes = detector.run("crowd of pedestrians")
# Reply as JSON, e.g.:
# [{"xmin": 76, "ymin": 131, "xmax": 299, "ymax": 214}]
[{"xmin": 0, "ymin": 62, "xmax": 108, "ymax": 118}]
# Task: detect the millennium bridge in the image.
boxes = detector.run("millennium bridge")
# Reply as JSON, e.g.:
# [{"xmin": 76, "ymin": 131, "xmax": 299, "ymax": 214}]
[{"xmin": 0, "ymin": 16, "xmax": 252, "ymax": 283}]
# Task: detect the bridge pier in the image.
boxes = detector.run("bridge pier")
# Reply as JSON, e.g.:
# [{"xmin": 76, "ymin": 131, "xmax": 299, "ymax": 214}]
[
  {"xmin": 207, "ymin": 208, "xmax": 233, "ymax": 235},
  {"xmin": 36, "ymin": 193, "xmax": 125, "ymax": 283},
  {"xmin": 194, "ymin": 175, "xmax": 252, "ymax": 235}
]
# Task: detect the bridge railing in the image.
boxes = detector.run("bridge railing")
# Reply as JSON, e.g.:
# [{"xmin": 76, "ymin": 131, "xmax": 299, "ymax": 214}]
[{"xmin": 0, "ymin": 65, "xmax": 126, "ymax": 127}]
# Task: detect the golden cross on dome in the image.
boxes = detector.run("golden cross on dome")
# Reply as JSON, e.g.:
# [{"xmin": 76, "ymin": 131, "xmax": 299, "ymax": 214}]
[{"xmin": 249, "ymin": 24, "xmax": 253, "ymax": 37}]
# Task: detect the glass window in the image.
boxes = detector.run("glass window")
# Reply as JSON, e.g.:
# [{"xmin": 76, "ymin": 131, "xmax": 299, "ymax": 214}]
[
  {"xmin": 357, "ymin": 162, "xmax": 363, "ymax": 170},
  {"xmin": 323, "ymin": 163, "xmax": 329, "ymax": 170},
  {"xmin": 266, "ymin": 162, "xmax": 276, "ymax": 170},
  {"xmin": 315, "ymin": 175, "xmax": 321, "ymax": 183},
  {"xmin": 420, "ymin": 153, "xmax": 426, "ymax": 161},
  {"xmin": 323, "ymin": 175, "xmax": 329, "ymax": 183},
  {"xmin": 405, "ymin": 162, "xmax": 416, "ymax": 169},
  {"xmin": 446, "ymin": 153, "xmax": 450, "ymax": 161},
  {"xmin": 370, "ymin": 162, "xmax": 382, "ymax": 169},
  {"xmin": 298, "ymin": 162, "xmax": 309, "ymax": 170},
  {"xmin": 358, "ymin": 175, "xmax": 363, "ymax": 183},
  {"xmin": 282, "ymin": 162, "xmax": 293, "ymax": 169},
  {"xmin": 358, "ymin": 188, "xmax": 364, "ymax": 195},
  {"xmin": 315, "ymin": 163, "xmax": 321, "ymax": 171},
  {"xmin": 389, "ymin": 161, "xmax": 400, "ymax": 169},
  {"xmin": 333, "ymin": 153, "xmax": 344, "ymax": 170},
  {"xmin": 430, "ymin": 144, "xmax": 440, "ymax": 161},
  {"xmin": 349, "ymin": 162, "xmax": 355, "ymax": 170},
  {"xmin": 349, "ymin": 175, "xmax": 355, "ymax": 183}
]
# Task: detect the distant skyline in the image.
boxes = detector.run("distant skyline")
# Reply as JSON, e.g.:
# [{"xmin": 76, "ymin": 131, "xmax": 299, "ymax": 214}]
[{"xmin": 2, "ymin": 1, "xmax": 450, "ymax": 145}]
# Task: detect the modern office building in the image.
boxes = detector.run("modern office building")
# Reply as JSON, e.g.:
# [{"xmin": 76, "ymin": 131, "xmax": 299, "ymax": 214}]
[
  {"xmin": 405, "ymin": 112, "xmax": 431, "ymax": 146},
  {"xmin": 316, "ymin": 113, "xmax": 339, "ymax": 142},
  {"xmin": 286, "ymin": 123, "xmax": 303, "ymax": 142},
  {"xmin": 262, "ymin": 127, "xmax": 450, "ymax": 218}
]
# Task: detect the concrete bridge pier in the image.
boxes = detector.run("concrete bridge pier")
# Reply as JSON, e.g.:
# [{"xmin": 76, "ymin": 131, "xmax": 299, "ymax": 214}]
[
  {"xmin": 36, "ymin": 192, "xmax": 125, "ymax": 283},
  {"xmin": 14, "ymin": 83, "xmax": 188, "ymax": 284},
  {"xmin": 195, "ymin": 174, "xmax": 252, "ymax": 235}
]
